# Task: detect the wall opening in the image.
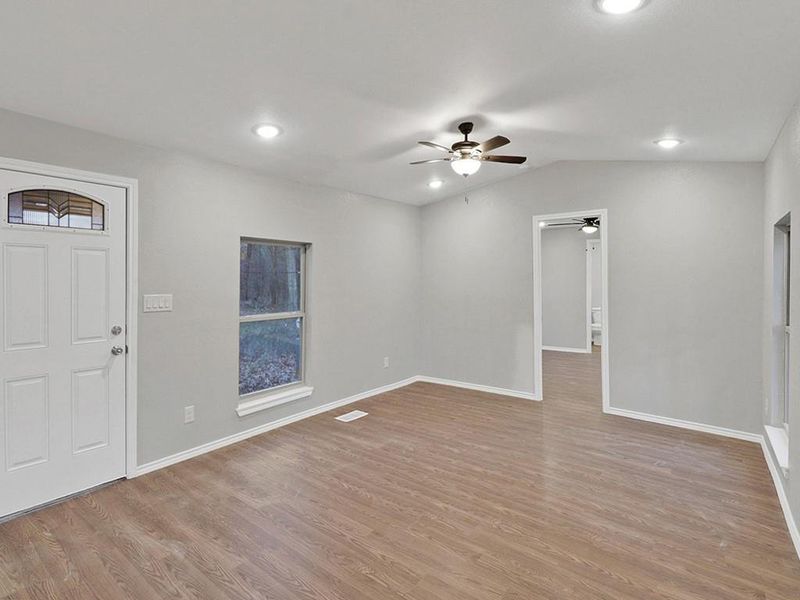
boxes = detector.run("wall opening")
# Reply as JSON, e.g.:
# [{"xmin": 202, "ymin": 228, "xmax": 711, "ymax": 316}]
[
  {"xmin": 533, "ymin": 210, "xmax": 609, "ymax": 409},
  {"xmin": 772, "ymin": 213, "xmax": 791, "ymax": 432}
]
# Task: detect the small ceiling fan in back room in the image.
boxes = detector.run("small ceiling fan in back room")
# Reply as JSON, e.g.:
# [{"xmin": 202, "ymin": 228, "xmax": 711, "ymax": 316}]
[
  {"xmin": 411, "ymin": 122, "xmax": 527, "ymax": 177},
  {"xmin": 540, "ymin": 217, "xmax": 600, "ymax": 234}
]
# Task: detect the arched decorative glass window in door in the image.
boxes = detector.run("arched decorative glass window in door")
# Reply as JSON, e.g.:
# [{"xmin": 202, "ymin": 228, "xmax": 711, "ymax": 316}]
[{"xmin": 7, "ymin": 189, "xmax": 105, "ymax": 230}]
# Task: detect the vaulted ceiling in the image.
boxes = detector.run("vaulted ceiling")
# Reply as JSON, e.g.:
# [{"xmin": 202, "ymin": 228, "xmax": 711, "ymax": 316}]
[{"xmin": 2, "ymin": 1, "xmax": 799, "ymax": 204}]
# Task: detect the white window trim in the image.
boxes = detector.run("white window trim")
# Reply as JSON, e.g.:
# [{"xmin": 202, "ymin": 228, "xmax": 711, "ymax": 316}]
[
  {"xmin": 237, "ymin": 239, "xmax": 310, "ymax": 417},
  {"xmin": 765, "ymin": 425, "xmax": 790, "ymax": 477},
  {"xmin": 236, "ymin": 384, "xmax": 314, "ymax": 417}
]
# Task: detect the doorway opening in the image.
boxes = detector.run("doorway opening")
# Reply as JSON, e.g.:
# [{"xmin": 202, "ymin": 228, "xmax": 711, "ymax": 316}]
[
  {"xmin": 767, "ymin": 212, "xmax": 791, "ymax": 472},
  {"xmin": 533, "ymin": 210, "xmax": 609, "ymax": 409}
]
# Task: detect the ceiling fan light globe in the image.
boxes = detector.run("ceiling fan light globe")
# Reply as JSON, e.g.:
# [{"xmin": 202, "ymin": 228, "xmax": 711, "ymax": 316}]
[
  {"xmin": 582, "ymin": 225, "xmax": 599, "ymax": 234},
  {"xmin": 451, "ymin": 158, "xmax": 481, "ymax": 177}
]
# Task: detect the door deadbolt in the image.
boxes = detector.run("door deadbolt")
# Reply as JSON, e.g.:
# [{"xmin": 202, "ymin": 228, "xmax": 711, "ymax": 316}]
[{"xmin": 111, "ymin": 325, "xmax": 123, "ymax": 336}]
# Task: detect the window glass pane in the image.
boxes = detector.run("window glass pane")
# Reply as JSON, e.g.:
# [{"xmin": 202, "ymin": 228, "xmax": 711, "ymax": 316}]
[
  {"xmin": 92, "ymin": 201, "xmax": 104, "ymax": 230},
  {"xmin": 7, "ymin": 189, "xmax": 104, "ymax": 230},
  {"xmin": 8, "ymin": 192, "xmax": 22, "ymax": 223},
  {"xmin": 240, "ymin": 242, "xmax": 302, "ymax": 315},
  {"xmin": 239, "ymin": 318, "xmax": 302, "ymax": 395}
]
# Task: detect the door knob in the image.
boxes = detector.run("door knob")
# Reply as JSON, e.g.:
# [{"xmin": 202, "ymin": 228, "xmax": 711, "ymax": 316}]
[{"xmin": 111, "ymin": 346, "xmax": 125, "ymax": 356}]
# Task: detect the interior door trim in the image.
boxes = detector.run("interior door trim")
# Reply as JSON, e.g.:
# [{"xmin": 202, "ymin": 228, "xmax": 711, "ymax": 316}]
[{"xmin": 0, "ymin": 156, "xmax": 139, "ymax": 477}]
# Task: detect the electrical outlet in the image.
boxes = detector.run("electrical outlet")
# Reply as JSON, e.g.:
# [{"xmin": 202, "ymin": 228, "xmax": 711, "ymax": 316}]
[
  {"xmin": 184, "ymin": 405, "xmax": 195, "ymax": 424},
  {"xmin": 383, "ymin": 356, "xmax": 390, "ymax": 368}
]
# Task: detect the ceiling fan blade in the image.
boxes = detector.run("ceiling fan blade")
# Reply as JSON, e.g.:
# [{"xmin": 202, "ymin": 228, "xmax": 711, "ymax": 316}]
[
  {"xmin": 409, "ymin": 158, "xmax": 452, "ymax": 165},
  {"xmin": 542, "ymin": 223, "xmax": 580, "ymax": 229},
  {"xmin": 477, "ymin": 135, "xmax": 510, "ymax": 153},
  {"xmin": 482, "ymin": 154, "xmax": 527, "ymax": 164},
  {"xmin": 418, "ymin": 141, "xmax": 453, "ymax": 153}
]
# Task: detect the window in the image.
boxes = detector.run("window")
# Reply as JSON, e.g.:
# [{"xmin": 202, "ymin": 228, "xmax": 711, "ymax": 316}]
[
  {"xmin": 239, "ymin": 239, "xmax": 306, "ymax": 397},
  {"xmin": 8, "ymin": 189, "xmax": 104, "ymax": 230}
]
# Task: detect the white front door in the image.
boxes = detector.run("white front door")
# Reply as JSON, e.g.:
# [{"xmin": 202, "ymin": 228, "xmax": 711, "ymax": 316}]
[{"xmin": 0, "ymin": 168, "xmax": 127, "ymax": 518}]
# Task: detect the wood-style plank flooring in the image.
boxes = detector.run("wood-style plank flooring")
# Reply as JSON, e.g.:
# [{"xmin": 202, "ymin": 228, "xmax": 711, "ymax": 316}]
[{"xmin": 1, "ymin": 349, "xmax": 799, "ymax": 599}]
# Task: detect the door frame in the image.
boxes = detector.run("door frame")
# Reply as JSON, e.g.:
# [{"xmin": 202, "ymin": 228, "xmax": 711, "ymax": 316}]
[
  {"xmin": 532, "ymin": 209, "xmax": 609, "ymax": 410},
  {"xmin": 0, "ymin": 156, "xmax": 139, "ymax": 477}
]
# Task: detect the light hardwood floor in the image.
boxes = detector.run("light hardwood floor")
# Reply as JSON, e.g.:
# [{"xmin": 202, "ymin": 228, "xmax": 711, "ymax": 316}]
[{"xmin": 1, "ymin": 350, "xmax": 798, "ymax": 599}]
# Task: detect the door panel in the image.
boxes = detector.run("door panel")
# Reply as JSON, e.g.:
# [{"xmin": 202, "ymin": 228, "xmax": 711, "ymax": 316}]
[
  {"xmin": 71, "ymin": 367, "xmax": 109, "ymax": 454},
  {"xmin": 0, "ymin": 169, "xmax": 126, "ymax": 518},
  {"xmin": 71, "ymin": 247, "xmax": 109, "ymax": 344},
  {"xmin": 3, "ymin": 244, "xmax": 48, "ymax": 351},
  {"xmin": 4, "ymin": 375, "xmax": 49, "ymax": 471}
]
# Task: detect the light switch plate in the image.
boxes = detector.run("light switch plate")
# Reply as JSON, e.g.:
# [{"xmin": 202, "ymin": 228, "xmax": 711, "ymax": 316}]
[{"xmin": 143, "ymin": 294, "xmax": 173, "ymax": 312}]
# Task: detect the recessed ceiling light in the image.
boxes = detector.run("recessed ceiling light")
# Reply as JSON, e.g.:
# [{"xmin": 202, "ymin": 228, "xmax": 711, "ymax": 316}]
[
  {"xmin": 428, "ymin": 180, "xmax": 444, "ymax": 190},
  {"xmin": 654, "ymin": 138, "xmax": 684, "ymax": 150},
  {"xmin": 253, "ymin": 124, "xmax": 282, "ymax": 139},
  {"xmin": 595, "ymin": 0, "xmax": 646, "ymax": 15}
]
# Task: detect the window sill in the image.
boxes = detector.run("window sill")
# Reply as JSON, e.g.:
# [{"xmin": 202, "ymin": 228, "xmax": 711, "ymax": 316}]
[
  {"xmin": 765, "ymin": 425, "xmax": 790, "ymax": 477},
  {"xmin": 236, "ymin": 385, "xmax": 314, "ymax": 417}
]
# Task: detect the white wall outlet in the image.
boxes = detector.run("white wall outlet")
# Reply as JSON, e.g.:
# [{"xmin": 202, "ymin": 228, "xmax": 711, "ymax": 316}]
[
  {"xmin": 383, "ymin": 356, "xmax": 390, "ymax": 368},
  {"xmin": 143, "ymin": 294, "xmax": 173, "ymax": 313},
  {"xmin": 184, "ymin": 405, "xmax": 195, "ymax": 424}
]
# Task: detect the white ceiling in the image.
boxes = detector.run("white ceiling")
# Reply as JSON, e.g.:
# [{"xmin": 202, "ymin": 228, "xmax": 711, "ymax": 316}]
[{"xmin": 1, "ymin": 1, "xmax": 800, "ymax": 205}]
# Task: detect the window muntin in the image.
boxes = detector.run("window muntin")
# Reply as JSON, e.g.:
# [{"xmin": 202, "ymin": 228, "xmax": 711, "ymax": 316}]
[
  {"xmin": 239, "ymin": 240, "xmax": 306, "ymax": 396},
  {"xmin": 8, "ymin": 190, "xmax": 105, "ymax": 230}
]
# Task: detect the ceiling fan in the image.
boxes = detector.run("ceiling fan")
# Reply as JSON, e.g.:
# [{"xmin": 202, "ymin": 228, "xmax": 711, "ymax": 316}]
[
  {"xmin": 540, "ymin": 217, "xmax": 600, "ymax": 234},
  {"xmin": 411, "ymin": 122, "xmax": 527, "ymax": 177}
]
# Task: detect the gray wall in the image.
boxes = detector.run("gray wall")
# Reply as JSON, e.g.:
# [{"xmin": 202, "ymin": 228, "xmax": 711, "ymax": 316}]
[
  {"xmin": 0, "ymin": 107, "xmax": 768, "ymax": 469},
  {"xmin": 0, "ymin": 109, "xmax": 422, "ymax": 465},
  {"xmin": 763, "ymin": 98, "xmax": 800, "ymax": 530},
  {"xmin": 421, "ymin": 161, "xmax": 764, "ymax": 434},
  {"xmin": 541, "ymin": 227, "xmax": 587, "ymax": 350}
]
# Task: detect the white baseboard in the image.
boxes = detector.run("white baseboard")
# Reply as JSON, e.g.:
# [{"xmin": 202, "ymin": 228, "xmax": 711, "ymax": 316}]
[
  {"xmin": 607, "ymin": 407, "xmax": 800, "ymax": 559},
  {"xmin": 135, "ymin": 375, "xmax": 536, "ymax": 477},
  {"xmin": 542, "ymin": 345, "xmax": 591, "ymax": 354},
  {"xmin": 134, "ymin": 376, "xmax": 418, "ymax": 476},
  {"xmin": 603, "ymin": 406, "xmax": 762, "ymax": 443},
  {"xmin": 761, "ymin": 436, "xmax": 800, "ymax": 560},
  {"xmin": 133, "ymin": 376, "xmax": 799, "ymax": 562},
  {"xmin": 414, "ymin": 375, "xmax": 538, "ymax": 401}
]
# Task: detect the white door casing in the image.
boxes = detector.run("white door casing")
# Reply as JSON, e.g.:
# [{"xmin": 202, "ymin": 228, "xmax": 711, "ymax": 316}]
[
  {"xmin": 533, "ymin": 209, "xmax": 610, "ymax": 408},
  {"xmin": 0, "ymin": 169, "xmax": 127, "ymax": 517}
]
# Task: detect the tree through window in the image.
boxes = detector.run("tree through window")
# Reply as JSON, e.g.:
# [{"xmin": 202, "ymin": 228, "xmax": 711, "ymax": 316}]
[{"xmin": 239, "ymin": 239, "xmax": 307, "ymax": 396}]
